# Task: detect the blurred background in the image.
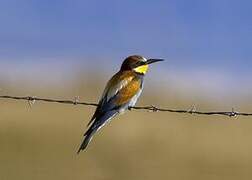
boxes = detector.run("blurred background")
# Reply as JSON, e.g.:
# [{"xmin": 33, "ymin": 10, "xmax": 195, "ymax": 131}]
[{"xmin": 1, "ymin": 0, "xmax": 252, "ymax": 179}]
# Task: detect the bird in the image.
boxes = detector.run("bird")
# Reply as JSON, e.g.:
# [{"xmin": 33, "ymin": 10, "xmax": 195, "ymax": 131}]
[{"xmin": 77, "ymin": 55, "xmax": 164, "ymax": 153}]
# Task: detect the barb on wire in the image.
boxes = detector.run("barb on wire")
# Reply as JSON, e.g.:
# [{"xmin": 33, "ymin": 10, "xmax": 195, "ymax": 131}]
[{"xmin": 0, "ymin": 95, "xmax": 252, "ymax": 117}]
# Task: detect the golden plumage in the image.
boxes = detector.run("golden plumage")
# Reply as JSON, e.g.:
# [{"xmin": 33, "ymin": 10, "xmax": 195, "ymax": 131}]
[{"xmin": 114, "ymin": 73, "xmax": 141, "ymax": 105}]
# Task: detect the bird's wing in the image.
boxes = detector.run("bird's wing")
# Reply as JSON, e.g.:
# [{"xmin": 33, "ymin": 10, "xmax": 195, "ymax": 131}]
[
  {"xmin": 112, "ymin": 76, "xmax": 142, "ymax": 106},
  {"xmin": 101, "ymin": 71, "xmax": 135, "ymax": 103},
  {"xmin": 78, "ymin": 72, "xmax": 142, "ymax": 152},
  {"xmin": 87, "ymin": 71, "xmax": 141, "ymax": 126}
]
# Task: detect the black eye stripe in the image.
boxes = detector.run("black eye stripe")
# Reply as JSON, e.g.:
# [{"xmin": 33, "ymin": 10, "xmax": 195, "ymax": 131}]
[{"xmin": 135, "ymin": 61, "xmax": 145, "ymax": 67}]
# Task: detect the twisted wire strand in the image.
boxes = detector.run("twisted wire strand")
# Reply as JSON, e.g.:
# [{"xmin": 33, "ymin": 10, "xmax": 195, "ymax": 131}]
[{"xmin": 0, "ymin": 95, "xmax": 251, "ymax": 117}]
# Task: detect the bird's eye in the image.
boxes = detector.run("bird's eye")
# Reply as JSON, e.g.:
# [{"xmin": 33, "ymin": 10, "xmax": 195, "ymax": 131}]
[{"xmin": 135, "ymin": 61, "xmax": 145, "ymax": 67}]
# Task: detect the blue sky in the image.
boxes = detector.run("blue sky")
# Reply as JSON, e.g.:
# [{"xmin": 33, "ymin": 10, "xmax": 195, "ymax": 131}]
[{"xmin": 0, "ymin": 0, "xmax": 252, "ymax": 96}]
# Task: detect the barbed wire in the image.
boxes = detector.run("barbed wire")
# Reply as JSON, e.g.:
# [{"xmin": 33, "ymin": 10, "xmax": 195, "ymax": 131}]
[{"xmin": 0, "ymin": 95, "xmax": 251, "ymax": 117}]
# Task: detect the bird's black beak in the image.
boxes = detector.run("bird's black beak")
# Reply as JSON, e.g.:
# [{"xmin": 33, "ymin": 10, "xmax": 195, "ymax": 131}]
[{"xmin": 146, "ymin": 59, "xmax": 164, "ymax": 65}]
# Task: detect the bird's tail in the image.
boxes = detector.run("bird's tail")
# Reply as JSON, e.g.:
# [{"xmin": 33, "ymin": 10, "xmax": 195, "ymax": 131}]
[
  {"xmin": 77, "ymin": 110, "xmax": 118, "ymax": 153},
  {"xmin": 77, "ymin": 127, "xmax": 97, "ymax": 154}
]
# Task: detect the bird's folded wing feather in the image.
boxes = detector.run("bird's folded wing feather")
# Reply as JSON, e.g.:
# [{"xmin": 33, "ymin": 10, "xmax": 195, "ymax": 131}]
[{"xmin": 87, "ymin": 71, "xmax": 141, "ymax": 126}]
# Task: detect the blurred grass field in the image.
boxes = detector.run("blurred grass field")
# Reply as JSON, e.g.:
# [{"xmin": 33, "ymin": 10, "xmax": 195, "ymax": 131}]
[{"xmin": 1, "ymin": 76, "xmax": 252, "ymax": 180}]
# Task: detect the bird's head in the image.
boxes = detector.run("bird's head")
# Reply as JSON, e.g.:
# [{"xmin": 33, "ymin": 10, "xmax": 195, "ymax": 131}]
[{"xmin": 120, "ymin": 55, "xmax": 164, "ymax": 75}]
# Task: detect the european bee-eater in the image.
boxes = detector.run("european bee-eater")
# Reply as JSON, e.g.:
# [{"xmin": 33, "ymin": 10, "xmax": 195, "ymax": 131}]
[{"xmin": 77, "ymin": 55, "xmax": 163, "ymax": 153}]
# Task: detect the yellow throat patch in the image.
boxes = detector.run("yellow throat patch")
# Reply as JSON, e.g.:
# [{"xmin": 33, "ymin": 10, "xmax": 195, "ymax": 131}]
[{"xmin": 133, "ymin": 64, "xmax": 149, "ymax": 74}]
